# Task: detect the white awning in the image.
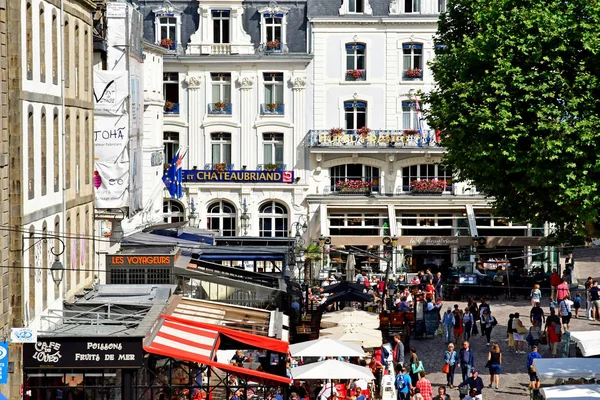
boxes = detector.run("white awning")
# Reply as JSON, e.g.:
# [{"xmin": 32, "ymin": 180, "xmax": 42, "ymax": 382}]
[
  {"xmin": 570, "ymin": 331, "xmax": 600, "ymax": 357},
  {"xmin": 533, "ymin": 358, "xmax": 600, "ymax": 381},
  {"xmin": 540, "ymin": 384, "xmax": 600, "ymax": 400}
]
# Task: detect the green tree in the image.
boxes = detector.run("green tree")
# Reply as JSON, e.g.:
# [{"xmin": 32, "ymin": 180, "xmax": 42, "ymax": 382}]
[
  {"xmin": 303, "ymin": 243, "xmax": 322, "ymax": 284},
  {"xmin": 424, "ymin": 0, "xmax": 600, "ymax": 241}
]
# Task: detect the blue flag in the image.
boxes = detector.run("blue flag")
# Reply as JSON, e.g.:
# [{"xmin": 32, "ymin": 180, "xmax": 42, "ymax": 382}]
[{"xmin": 162, "ymin": 151, "xmax": 179, "ymax": 198}]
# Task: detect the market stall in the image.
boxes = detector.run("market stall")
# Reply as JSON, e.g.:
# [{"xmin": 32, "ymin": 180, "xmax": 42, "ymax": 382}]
[
  {"xmin": 533, "ymin": 358, "xmax": 600, "ymax": 382},
  {"xmin": 540, "ymin": 384, "xmax": 600, "ymax": 400},
  {"xmin": 569, "ymin": 331, "xmax": 600, "ymax": 357}
]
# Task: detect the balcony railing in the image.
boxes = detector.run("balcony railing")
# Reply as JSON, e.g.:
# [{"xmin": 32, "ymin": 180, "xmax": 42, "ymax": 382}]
[
  {"xmin": 211, "ymin": 44, "xmax": 231, "ymax": 55},
  {"xmin": 260, "ymin": 103, "xmax": 285, "ymax": 116},
  {"xmin": 257, "ymin": 163, "xmax": 287, "ymax": 171},
  {"xmin": 164, "ymin": 102, "xmax": 180, "ymax": 115},
  {"xmin": 260, "ymin": 42, "xmax": 289, "ymax": 54},
  {"xmin": 323, "ymin": 185, "xmax": 378, "ymax": 196},
  {"xmin": 307, "ymin": 129, "xmax": 440, "ymax": 148},
  {"xmin": 208, "ymin": 103, "xmax": 233, "ymax": 115},
  {"xmin": 204, "ymin": 163, "xmax": 235, "ymax": 171}
]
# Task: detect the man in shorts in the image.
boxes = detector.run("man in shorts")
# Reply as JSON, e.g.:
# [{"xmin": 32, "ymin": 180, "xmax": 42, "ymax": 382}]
[
  {"xmin": 526, "ymin": 345, "xmax": 542, "ymax": 389},
  {"xmin": 592, "ymin": 281, "xmax": 600, "ymax": 321}
]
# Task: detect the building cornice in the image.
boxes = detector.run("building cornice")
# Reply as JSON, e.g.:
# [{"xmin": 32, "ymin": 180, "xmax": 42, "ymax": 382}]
[
  {"xmin": 163, "ymin": 54, "xmax": 313, "ymax": 65},
  {"xmin": 309, "ymin": 17, "xmax": 439, "ymax": 25}
]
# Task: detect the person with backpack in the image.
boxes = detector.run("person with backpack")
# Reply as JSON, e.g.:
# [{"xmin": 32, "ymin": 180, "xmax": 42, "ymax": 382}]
[
  {"xmin": 481, "ymin": 309, "xmax": 497, "ymax": 346},
  {"xmin": 394, "ymin": 365, "xmax": 411, "ymax": 400}
]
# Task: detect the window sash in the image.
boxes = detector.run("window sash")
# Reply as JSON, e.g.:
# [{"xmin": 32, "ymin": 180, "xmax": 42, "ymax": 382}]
[
  {"xmin": 212, "ymin": 142, "xmax": 231, "ymax": 164},
  {"xmin": 264, "ymin": 84, "xmax": 283, "ymax": 104},
  {"xmin": 212, "ymin": 11, "xmax": 230, "ymax": 44}
]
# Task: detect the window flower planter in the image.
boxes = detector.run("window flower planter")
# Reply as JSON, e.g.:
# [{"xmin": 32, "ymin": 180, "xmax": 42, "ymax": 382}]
[
  {"xmin": 346, "ymin": 69, "xmax": 366, "ymax": 81},
  {"xmin": 410, "ymin": 178, "xmax": 447, "ymax": 194}
]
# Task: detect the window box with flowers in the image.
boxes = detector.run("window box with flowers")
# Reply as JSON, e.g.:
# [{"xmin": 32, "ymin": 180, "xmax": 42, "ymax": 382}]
[
  {"xmin": 345, "ymin": 69, "xmax": 366, "ymax": 81},
  {"xmin": 164, "ymin": 101, "xmax": 180, "ymax": 114},
  {"xmin": 329, "ymin": 127, "xmax": 344, "ymax": 137},
  {"xmin": 265, "ymin": 40, "xmax": 282, "ymax": 53},
  {"xmin": 409, "ymin": 178, "xmax": 447, "ymax": 195},
  {"xmin": 356, "ymin": 126, "xmax": 372, "ymax": 140},
  {"xmin": 263, "ymin": 163, "xmax": 282, "ymax": 171},
  {"xmin": 161, "ymin": 38, "xmax": 176, "ymax": 51},
  {"xmin": 214, "ymin": 163, "xmax": 228, "ymax": 173},
  {"xmin": 335, "ymin": 179, "xmax": 372, "ymax": 195},
  {"xmin": 404, "ymin": 68, "xmax": 423, "ymax": 80}
]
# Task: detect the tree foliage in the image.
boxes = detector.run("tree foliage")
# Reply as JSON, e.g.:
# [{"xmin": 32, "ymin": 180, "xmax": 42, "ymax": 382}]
[{"xmin": 424, "ymin": 0, "xmax": 600, "ymax": 241}]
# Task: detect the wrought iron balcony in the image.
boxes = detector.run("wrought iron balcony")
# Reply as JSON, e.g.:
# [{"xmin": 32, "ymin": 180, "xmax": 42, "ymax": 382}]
[
  {"xmin": 307, "ymin": 129, "xmax": 440, "ymax": 148},
  {"xmin": 204, "ymin": 163, "xmax": 235, "ymax": 171},
  {"xmin": 257, "ymin": 163, "xmax": 287, "ymax": 171},
  {"xmin": 260, "ymin": 103, "xmax": 285, "ymax": 116},
  {"xmin": 208, "ymin": 103, "xmax": 233, "ymax": 115}
]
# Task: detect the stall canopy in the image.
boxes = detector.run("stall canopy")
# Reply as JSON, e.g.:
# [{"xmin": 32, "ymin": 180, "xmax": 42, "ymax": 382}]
[
  {"xmin": 291, "ymin": 359, "xmax": 375, "ymax": 380},
  {"xmin": 289, "ymin": 337, "xmax": 365, "ymax": 357},
  {"xmin": 533, "ymin": 358, "xmax": 600, "ymax": 381},
  {"xmin": 143, "ymin": 314, "xmax": 290, "ymax": 383},
  {"xmin": 569, "ymin": 331, "xmax": 600, "ymax": 357},
  {"xmin": 540, "ymin": 384, "xmax": 600, "ymax": 400}
]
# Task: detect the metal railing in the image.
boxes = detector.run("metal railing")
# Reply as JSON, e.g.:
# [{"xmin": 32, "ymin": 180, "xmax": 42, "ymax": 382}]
[
  {"xmin": 307, "ymin": 129, "xmax": 440, "ymax": 148},
  {"xmin": 256, "ymin": 163, "xmax": 287, "ymax": 171},
  {"xmin": 260, "ymin": 103, "xmax": 285, "ymax": 115},
  {"xmin": 208, "ymin": 103, "xmax": 233, "ymax": 115}
]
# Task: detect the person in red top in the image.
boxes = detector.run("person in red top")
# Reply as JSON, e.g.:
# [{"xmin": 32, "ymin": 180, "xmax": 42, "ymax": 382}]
[
  {"xmin": 415, "ymin": 371, "xmax": 434, "ymax": 400},
  {"xmin": 549, "ymin": 269, "xmax": 561, "ymax": 299},
  {"xmin": 556, "ymin": 278, "xmax": 570, "ymax": 303},
  {"xmin": 368, "ymin": 356, "xmax": 384, "ymax": 395}
]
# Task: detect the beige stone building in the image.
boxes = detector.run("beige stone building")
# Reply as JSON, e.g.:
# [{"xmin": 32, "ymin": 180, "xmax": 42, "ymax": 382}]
[{"xmin": 4, "ymin": 0, "xmax": 95, "ymax": 396}]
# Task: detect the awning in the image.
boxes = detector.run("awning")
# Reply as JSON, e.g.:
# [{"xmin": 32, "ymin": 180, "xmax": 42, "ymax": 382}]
[
  {"xmin": 569, "ymin": 331, "xmax": 600, "ymax": 357},
  {"xmin": 533, "ymin": 358, "xmax": 600, "ymax": 382},
  {"xmin": 144, "ymin": 314, "xmax": 290, "ymax": 384},
  {"xmin": 540, "ymin": 384, "xmax": 600, "ymax": 400}
]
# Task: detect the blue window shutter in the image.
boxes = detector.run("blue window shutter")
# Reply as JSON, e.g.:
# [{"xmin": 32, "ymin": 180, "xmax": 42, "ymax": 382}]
[
  {"xmin": 275, "ymin": 13, "xmax": 284, "ymax": 17},
  {"xmin": 264, "ymin": 13, "xmax": 272, "ymax": 17}
]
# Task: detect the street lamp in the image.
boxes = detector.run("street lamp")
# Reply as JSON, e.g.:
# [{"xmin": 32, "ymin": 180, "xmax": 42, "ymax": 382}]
[
  {"xmin": 23, "ymin": 235, "xmax": 66, "ymax": 286},
  {"xmin": 383, "ymin": 236, "xmax": 398, "ymax": 283},
  {"xmin": 188, "ymin": 198, "xmax": 198, "ymax": 228},
  {"xmin": 240, "ymin": 199, "xmax": 250, "ymax": 236},
  {"xmin": 110, "ymin": 208, "xmax": 126, "ymax": 242}
]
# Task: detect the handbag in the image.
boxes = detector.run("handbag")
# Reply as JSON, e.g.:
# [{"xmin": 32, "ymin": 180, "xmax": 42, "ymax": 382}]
[
  {"xmin": 517, "ymin": 325, "xmax": 528, "ymax": 335},
  {"xmin": 442, "ymin": 363, "xmax": 450, "ymax": 374},
  {"xmin": 412, "ymin": 360, "xmax": 425, "ymax": 374}
]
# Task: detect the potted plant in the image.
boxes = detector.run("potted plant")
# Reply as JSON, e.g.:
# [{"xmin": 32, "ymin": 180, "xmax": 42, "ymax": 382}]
[
  {"xmin": 329, "ymin": 127, "xmax": 343, "ymax": 137},
  {"xmin": 214, "ymin": 163, "xmax": 227, "ymax": 173},
  {"xmin": 346, "ymin": 69, "xmax": 364, "ymax": 80},
  {"xmin": 409, "ymin": 178, "xmax": 447, "ymax": 194},
  {"xmin": 164, "ymin": 101, "xmax": 175, "ymax": 111},
  {"xmin": 214, "ymin": 101, "xmax": 226, "ymax": 110},
  {"xmin": 405, "ymin": 129, "xmax": 420, "ymax": 136},
  {"xmin": 263, "ymin": 163, "xmax": 280, "ymax": 171},
  {"xmin": 356, "ymin": 126, "xmax": 371, "ymax": 138},
  {"xmin": 335, "ymin": 179, "xmax": 372, "ymax": 194},
  {"xmin": 161, "ymin": 38, "xmax": 174, "ymax": 49},
  {"xmin": 266, "ymin": 40, "xmax": 281, "ymax": 50},
  {"xmin": 266, "ymin": 103, "xmax": 279, "ymax": 112},
  {"xmin": 404, "ymin": 68, "xmax": 423, "ymax": 78}
]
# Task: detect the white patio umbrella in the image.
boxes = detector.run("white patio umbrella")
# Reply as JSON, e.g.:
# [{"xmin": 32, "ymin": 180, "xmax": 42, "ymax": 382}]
[
  {"xmin": 291, "ymin": 359, "xmax": 375, "ymax": 380},
  {"xmin": 346, "ymin": 253, "xmax": 356, "ymax": 282},
  {"xmin": 320, "ymin": 325, "xmax": 383, "ymax": 348},
  {"xmin": 289, "ymin": 337, "xmax": 365, "ymax": 358},
  {"xmin": 321, "ymin": 307, "xmax": 380, "ymax": 329}
]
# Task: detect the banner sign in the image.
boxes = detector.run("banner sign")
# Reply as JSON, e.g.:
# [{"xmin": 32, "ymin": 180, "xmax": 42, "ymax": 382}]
[
  {"xmin": 11, "ymin": 328, "xmax": 37, "ymax": 343},
  {"xmin": 0, "ymin": 342, "xmax": 8, "ymax": 384},
  {"xmin": 183, "ymin": 170, "xmax": 294, "ymax": 184},
  {"xmin": 94, "ymin": 115, "xmax": 129, "ymax": 162},
  {"xmin": 94, "ymin": 161, "xmax": 129, "ymax": 208},
  {"xmin": 23, "ymin": 337, "xmax": 143, "ymax": 368},
  {"xmin": 106, "ymin": 254, "xmax": 174, "ymax": 268},
  {"xmin": 93, "ymin": 70, "xmax": 128, "ymax": 115}
]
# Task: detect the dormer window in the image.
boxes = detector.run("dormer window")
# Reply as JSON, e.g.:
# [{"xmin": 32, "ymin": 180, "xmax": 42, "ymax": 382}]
[
  {"xmin": 349, "ymin": 0, "xmax": 364, "ymax": 13},
  {"xmin": 259, "ymin": 3, "xmax": 289, "ymax": 53},
  {"xmin": 153, "ymin": 0, "xmax": 184, "ymax": 52},
  {"xmin": 339, "ymin": 0, "xmax": 372, "ymax": 15},
  {"xmin": 212, "ymin": 10, "xmax": 230, "ymax": 44},
  {"xmin": 405, "ymin": 0, "xmax": 421, "ymax": 13}
]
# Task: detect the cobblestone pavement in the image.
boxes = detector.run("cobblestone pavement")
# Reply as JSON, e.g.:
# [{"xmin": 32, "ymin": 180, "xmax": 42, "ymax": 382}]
[{"xmin": 409, "ymin": 253, "xmax": 600, "ymax": 399}]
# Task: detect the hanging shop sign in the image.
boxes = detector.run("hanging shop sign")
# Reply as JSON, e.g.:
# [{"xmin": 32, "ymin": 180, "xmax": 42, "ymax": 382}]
[
  {"xmin": 183, "ymin": 170, "xmax": 294, "ymax": 184},
  {"xmin": 106, "ymin": 254, "xmax": 174, "ymax": 268},
  {"xmin": 23, "ymin": 337, "xmax": 143, "ymax": 368},
  {"xmin": 11, "ymin": 328, "xmax": 37, "ymax": 343},
  {"xmin": 0, "ymin": 342, "xmax": 8, "ymax": 384}
]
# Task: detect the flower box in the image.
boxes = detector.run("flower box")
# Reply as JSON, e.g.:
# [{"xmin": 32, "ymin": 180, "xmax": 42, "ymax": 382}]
[
  {"xmin": 404, "ymin": 68, "xmax": 423, "ymax": 79},
  {"xmin": 410, "ymin": 178, "xmax": 447, "ymax": 193},
  {"xmin": 346, "ymin": 69, "xmax": 365, "ymax": 80}
]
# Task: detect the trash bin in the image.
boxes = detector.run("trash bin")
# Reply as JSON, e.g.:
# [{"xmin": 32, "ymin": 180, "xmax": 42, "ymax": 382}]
[{"xmin": 381, "ymin": 374, "xmax": 396, "ymax": 400}]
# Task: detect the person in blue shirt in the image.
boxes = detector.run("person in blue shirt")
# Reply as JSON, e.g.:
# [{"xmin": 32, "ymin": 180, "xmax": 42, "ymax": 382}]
[
  {"xmin": 527, "ymin": 345, "xmax": 543, "ymax": 390},
  {"xmin": 444, "ymin": 343, "xmax": 458, "ymax": 388},
  {"xmin": 394, "ymin": 365, "xmax": 412, "ymax": 400},
  {"xmin": 457, "ymin": 341, "xmax": 475, "ymax": 382}
]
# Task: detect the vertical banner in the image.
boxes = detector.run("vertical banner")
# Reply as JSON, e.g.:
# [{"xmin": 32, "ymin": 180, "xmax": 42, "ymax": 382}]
[{"xmin": 0, "ymin": 342, "xmax": 8, "ymax": 384}]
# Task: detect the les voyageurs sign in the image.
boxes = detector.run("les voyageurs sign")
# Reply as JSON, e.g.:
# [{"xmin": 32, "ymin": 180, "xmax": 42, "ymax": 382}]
[
  {"xmin": 183, "ymin": 170, "xmax": 294, "ymax": 184},
  {"xmin": 23, "ymin": 337, "xmax": 143, "ymax": 368}
]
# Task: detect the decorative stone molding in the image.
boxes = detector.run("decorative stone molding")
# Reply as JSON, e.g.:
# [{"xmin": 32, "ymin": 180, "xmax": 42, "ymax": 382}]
[
  {"xmin": 237, "ymin": 76, "xmax": 254, "ymax": 90},
  {"xmin": 389, "ymin": 0, "xmax": 400, "ymax": 15},
  {"xmin": 184, "ymin": 75, "xmax": 202, "ymax": 89},
  {"xmin": 290, "ymin": 75, "xmax": 307, "ymax": 90}
]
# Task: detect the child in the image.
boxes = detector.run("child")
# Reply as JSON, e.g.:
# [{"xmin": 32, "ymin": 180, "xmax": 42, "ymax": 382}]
[
  {"xmin": 573, "ymin": 293, "xmax": 582, "ymax": 318},
  {"xmin": 549, "ymin": 297, "xmax": 557, "ymax": 313},
  {"xmin": 507, "ymin": 313, "xmax": 515, "ymax": 352}
]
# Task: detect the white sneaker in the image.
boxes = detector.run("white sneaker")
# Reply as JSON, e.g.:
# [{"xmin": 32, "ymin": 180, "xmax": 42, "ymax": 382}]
[
  {"xmin": 487, "ymin": 343, "xmax": 490, "ymax": 346},
  {"xmin": 589, "ymin": 317, "xmax": 594, "ymax": 320}
]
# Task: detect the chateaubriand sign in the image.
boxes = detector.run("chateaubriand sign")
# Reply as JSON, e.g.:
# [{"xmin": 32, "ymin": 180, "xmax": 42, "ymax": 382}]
[{"xmin": 183, "ymin": 170, "xmax": 294, "ymax": 184}]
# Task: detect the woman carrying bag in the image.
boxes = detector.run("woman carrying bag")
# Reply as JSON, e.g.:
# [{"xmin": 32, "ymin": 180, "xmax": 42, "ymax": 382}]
[
  {"xmin": 486, "ymin": 343, "xmax": 502, "ymax": 389},
  {"xmin": 409, "ymin": 347, "xmax": 424, "ymax": 388},
  {"xmin": 443, "ymin": 343, "xmax": 458, "ymax": 388}
]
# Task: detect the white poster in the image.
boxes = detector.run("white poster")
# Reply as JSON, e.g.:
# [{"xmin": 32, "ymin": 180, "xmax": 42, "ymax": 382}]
[
  {"xmin": 93, "ymin": 70, "xmax": 129, "ymax": 115},
  {"xmin": 94, "ymin": 161, "xmax": 129, "ymax": 208},
  {"xmin": 94, "ymin": 114, "xmax": 129, "ymax": 163}
]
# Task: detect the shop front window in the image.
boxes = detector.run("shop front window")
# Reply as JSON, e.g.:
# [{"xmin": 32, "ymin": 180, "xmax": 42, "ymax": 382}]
[
  {"xmin": 259, "ymin": 201, "xmax": 288, "ymax": 237},
  {"xmin": 25, "ymin": 370, "xmax": 122, "ymax": 399}
]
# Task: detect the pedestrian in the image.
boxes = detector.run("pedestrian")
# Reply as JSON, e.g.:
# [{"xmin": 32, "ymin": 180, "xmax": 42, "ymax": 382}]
[
  {"xmin": 433, "ymin": 386, "xmax": 450, "ymax": 400},
  {"xmin": 585, "ymin": 277, "xmax": 594, "ymax": 320},
  {"xmin": 456, "ymin": 368, "xmax": 484, "ymax": 400},
  {"xmin": 462, "ymin": 307, "xmax": 474, "ymax": 342},
  {"xmin": 559, "ymin": 295, "xmax": 573, "ymax": 331},
  {"xmin": 506, "ymin": 313, "xmax": 515, "ymax": 352},
  {"xmin": 467, "ymin": 298, "xmax": 479, "ymax": 336},
  {"xmin": 546, "ymin": 320, "xmax": 561, "ymax": 358},
  {"xmin": 526, "ymin": 345, "xmax": 542, "ymax": 389},
  {"xmin": 463, "ymin": 388, "xmax": 479, "ymax": 400},
  {"xmin": 565, "ymin": 252, "xmax": 574, "ymax": 275},
  {"xmin": 486, "ymin": 343, "xmax": 502, "ymax": 389},
  {"xmin": 453, "ymin": 309, "xmax": 463, "ymax": 346},
  {"xmin": 549, "ymin": 269, "xmax": 561, "ymax": 299},
  {"xmin": 442, "ymin": 307, "xmax": 455, "ymax": 344},
  {"xmin": 409, "ymin": 347, "xmax": 423, "ymax": 386},
  {"xmin": 415, "ymin": 371, "xmax": 433, "ymax": 400},
  {"xmin": 413, "ymin": 388, "xmax": 424, "ymax": 400},
  {"xmin": 573, "ymin": 292, "xmax": 582, "ymax": 318},
  {"xmin": 512, "ymin": 312, "xmax": 526, "ymax": 353},
  {"xmin": 394, "ymin": 364, "xmax": 411, "ymax": 400},
  {"xmin": 549, "ymin": 297, "xmax": 557, "ymax": 314},
  {"xmin": 392, "ymin": 334, "xmax": 404, "ymax": 367},
  {"xmin": 545, "ymin": 308, "xmax": 560, "ymax": 330},
  {"xmin": 478, "ymin": 298, "xmax": 491, "ymax": 336},
  {"xmin": 561, "ymin": 268, "xmax": 571, "ymax": 286},
  {"xmin": 556, "ymin": 278, "xmax": 570, "ymax": 303},
  {"xmin": 530, "ymin": 284, "xmax": 542, "ymax": 307},
  {"xmin": 591, "ymin": 280, "xmax": 600, "ymax": 321},
  {"xmin": 443, "ymin": 343, "xmax": 458, "ymax": 388},
  {"xmin": 530, "ymin": 302, "xmax": 545, "ymax": 327},
  {"xmin": 368, "ymin": 354, "xmax": 384, "ymax": 395},
  {"xmin": 457, "ymin": 341, "xmax": 474, "ymax": 383},
  {"xmin": 434, "ymin": 272, "xmax": 443, "ymax": 300},
  {"xmin": 481, "ymin": 309, "xmax": 497, "ymax": 346}
]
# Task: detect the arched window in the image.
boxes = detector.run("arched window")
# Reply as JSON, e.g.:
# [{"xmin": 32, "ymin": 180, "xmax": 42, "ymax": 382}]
[
  {"xmin": 27, "ymin": 105, "xmax": 34, "ymax": 199},
  {"xmin": 345, "ymin": 43, "xmax": 366, "ymax": 81},
  {"xmin": 39, "ymin": 4, "xmax": 45, "ymax": 82},
  {"xmin": 28, "ymin": 226, "xmax": 36, "ymax": 320},
  {"xmin": 401, "ymin": 164, "xmax": 453, "ymax": 192},
  {"xmin": 75, "ymin": 24, "xmax": 79, "ymax": 97},
  {"xmin": 344, "ymin": 100, "xmax": 367, "ymax": 130},
  {"xmin": 163, "ymin": 199, "xmax": 185, "ymax": 223},
  {"xmin": 330, "ymin": 164, "xmax": 380, "ymax": 192},
  {"xmin": 63, "ymin": 18, "xmax": 69, "ymax": 87},
  {"xmin": 207, "ymin": 200, "xmax": 236, "ymax": 236},
  {"xmin": 41, "ymin": 107, "xmax": 47, "ymax": 195},
  {"xmin": 53, "ymin": 108, "xmax": 59, "ymax": 192},
  {"xmin": 85, "ymin": 112, "xmax": 90, "ymax": 184},
  {"xmin": 402, "ymin": 43, "xmax": 423, "ymax": 80},
  {"xmin": 26, "ymin": 2, "xmax": 32, "ymax": 79},
  {"xmin": 42, "ymin": 221, "xmax": 48, "ymax": 310},
  {"xmin": 52, "ymin": 11, "xmax": 57, "ymax": 84},
  {"xmin": 53, "ymin": 216, "xmax": 60, "ymax": 299},
  {"xmin": 259, "ymin": 201, "xmax": 288, "ymax": 237},
  {"xmin": 65, "ymin": 111, "xmax": 70, "ymax": 189},
  {"xmin": 84, "ymin": 29, "xmax": 89, "ymax": 91}
]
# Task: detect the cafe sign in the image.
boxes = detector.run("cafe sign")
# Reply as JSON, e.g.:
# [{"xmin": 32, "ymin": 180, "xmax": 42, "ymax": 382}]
[{"xmin": 183, "ymin": 170, "xmax": 294, "ymax": 184}]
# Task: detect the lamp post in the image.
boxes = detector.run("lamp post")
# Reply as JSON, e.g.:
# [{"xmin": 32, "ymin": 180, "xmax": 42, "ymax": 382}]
[
  {"xmin": 109, "ymin": 208, "xmax": 126, "ymax": 242},
  {"xmin": 188, "ymin": 198, "xmax": 198, "ymax": 228},
  {"xmin": 291, "ymin": 214, "xmax": 308, "ymax": 280},
  {"xmin": 383, "ymin": 236, "xmax": 398, "ymax": 283},
  {"xmin": 240, "ymin": 199, "xmax": 250, "ymax": 236},
  {"xmin": 23, "ymin": 235, "xmax": 66, "ymax": 286}
]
